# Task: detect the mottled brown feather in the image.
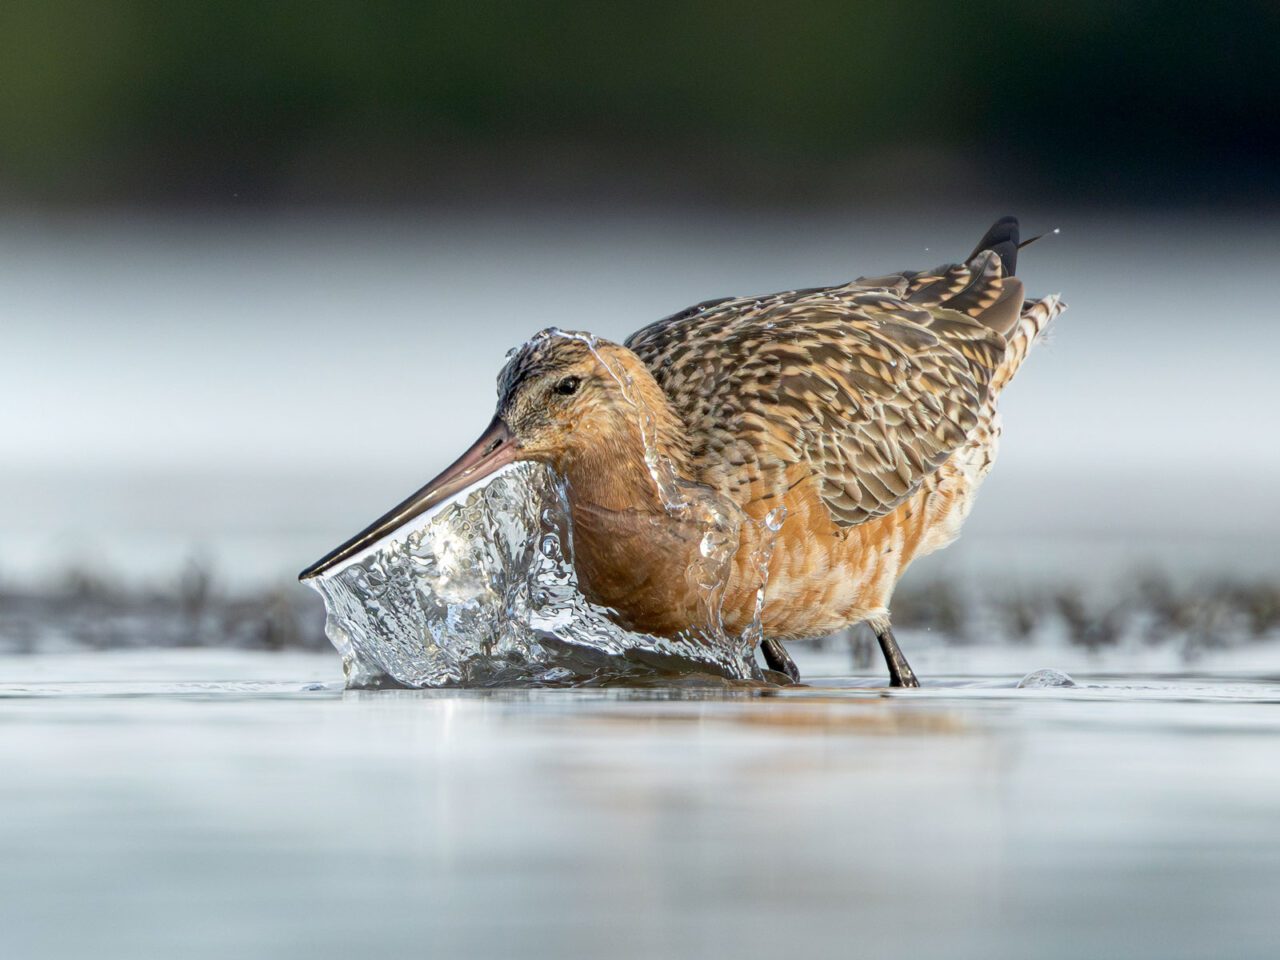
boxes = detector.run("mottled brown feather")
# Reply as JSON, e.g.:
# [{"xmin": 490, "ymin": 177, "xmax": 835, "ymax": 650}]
[
  {"xmin": 491, "ymin": 226, "xmax": 1065, "ymax": 646},
  {"xmin": 627, "ymin": 251, "xmax": 1015, "ymax": 529}
]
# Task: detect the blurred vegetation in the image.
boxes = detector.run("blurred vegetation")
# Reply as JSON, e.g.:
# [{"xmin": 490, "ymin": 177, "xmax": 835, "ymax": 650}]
[
  {"xmin": 842, "ymin": 573, "xmax": 1280, "ymax": 668},
  {"xmin": 0, "ymin": 563, "xmax": 327, "ymax": 654},
  {"xmin": 0, "ymin": 0, "xmax": 1276, "ymax": 207},
  {"xmin": 3, "ymin": 563, "xmax": 1279, "ymax": 667}
]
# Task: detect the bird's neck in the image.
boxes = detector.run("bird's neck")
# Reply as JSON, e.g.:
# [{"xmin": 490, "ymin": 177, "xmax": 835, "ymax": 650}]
[
  {"xmin": 561, "ymin": 366, "xmax": 693, "ymax": 516},
  {"xmin": 555, "ymin": 366, "xmax": 707, "ymax": 635}
]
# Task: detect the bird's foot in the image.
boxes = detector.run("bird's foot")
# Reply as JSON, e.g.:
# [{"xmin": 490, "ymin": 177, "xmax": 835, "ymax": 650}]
[
  {"xmin": 889, "ymin": 665, "xmax": 920, "ymax": 688},
  {"xmin": 760, "ymin": 638, "xmax": 801, "ymax": 684},
  {"xmin": 875, "ymin": 626, "xmax": 920, "ymax": 688}
]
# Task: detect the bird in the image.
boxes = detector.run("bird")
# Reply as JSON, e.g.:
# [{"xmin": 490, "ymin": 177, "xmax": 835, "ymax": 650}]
[{"xmin": 301, "ymin": 216, "xmax": 1064, "ymax": 686}]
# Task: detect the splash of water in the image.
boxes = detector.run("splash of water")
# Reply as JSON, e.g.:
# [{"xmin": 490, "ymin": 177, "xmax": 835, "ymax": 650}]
[
  {"xmin": 307, "ymin": 329, "xmax": 784, "ymax": 688},
  {"xmin": 307, "ymin": 461, "xmax": 766, "ymax": 687}
]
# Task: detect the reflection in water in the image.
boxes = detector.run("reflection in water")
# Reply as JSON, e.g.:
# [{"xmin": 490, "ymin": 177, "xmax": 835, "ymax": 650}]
[{"xmin": 2, "ymin": 651, "xmax": 1279, "ymax": 959}]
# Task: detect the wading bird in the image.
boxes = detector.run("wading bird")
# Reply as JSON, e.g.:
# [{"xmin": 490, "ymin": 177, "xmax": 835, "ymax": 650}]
[{"xmin": 302, "ymin": 217, "xmax": 1064, "ymax": 686}]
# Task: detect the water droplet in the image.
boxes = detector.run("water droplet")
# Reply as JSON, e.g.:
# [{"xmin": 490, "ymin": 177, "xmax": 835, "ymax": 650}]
[{"xmin": 1017, "ymin": 668, "xmax": 1076, "ymax": 689}]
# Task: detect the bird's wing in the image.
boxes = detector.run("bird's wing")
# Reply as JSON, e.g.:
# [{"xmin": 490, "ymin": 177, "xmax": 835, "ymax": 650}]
[{"xmin": 625, "ymin": 253, "xmax": 1015, "ymax": 528}]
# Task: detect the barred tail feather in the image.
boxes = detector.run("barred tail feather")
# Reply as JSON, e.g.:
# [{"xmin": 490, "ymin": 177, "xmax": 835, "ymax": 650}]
[{"xmin": 990, "ymin": 294, "xmax": 1065, "ymax": 393}]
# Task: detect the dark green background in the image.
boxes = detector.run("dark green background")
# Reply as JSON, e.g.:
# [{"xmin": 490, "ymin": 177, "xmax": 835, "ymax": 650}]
[{"xmin": 1, "ymin": 0, "xmax": 1275, "ymax": 207}]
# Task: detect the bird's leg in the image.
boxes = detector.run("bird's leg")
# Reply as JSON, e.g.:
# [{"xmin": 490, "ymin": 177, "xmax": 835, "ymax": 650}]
[
  {"xmin": 760, "ymin": 638, "xmax": 801, "ymax": 683},
  {"xmin": 874, "ymin": 625, "xmax": 919, "ymax": 688}
]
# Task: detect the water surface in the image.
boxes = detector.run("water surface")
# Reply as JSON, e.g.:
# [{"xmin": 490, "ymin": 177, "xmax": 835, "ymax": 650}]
[{"xmin": 3, "ymin": 649, "xmax": 1278, "ymax": 959}]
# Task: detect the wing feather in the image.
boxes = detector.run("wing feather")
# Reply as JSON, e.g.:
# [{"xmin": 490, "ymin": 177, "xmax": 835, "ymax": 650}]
[{"xmin": 627, "ymin": 267, "xmax": 1012, "ymax": 528}]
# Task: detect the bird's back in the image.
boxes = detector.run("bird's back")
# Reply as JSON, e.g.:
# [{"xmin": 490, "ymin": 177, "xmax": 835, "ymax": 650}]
[{"xmin": 625, "ymin": 218, "xmax": 1065, "ymax": 638}]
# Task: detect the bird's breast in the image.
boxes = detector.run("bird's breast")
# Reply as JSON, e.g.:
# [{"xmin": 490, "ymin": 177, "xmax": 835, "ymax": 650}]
[
  {"xmin": 564, "ymin": 423, "xmax": 995, "ymax": 643},
  {"xmin": 567, "ymin": 497, "xmax": 708, "ymax": 637}
]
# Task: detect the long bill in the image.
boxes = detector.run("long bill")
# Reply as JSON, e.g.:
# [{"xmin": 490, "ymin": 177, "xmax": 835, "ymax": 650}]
[{"xmin": 298, "ymin": 416, "xmax": 518, "ymax": 582}]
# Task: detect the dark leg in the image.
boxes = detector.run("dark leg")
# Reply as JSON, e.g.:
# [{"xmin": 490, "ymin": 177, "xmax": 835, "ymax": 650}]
[
  {"xmin": 874, "ymin": 625, "xmax": 919, "ymax": 688},
  {"xmin": 761, "ymin": 638, "xmax": 801, "ymax": 683}
]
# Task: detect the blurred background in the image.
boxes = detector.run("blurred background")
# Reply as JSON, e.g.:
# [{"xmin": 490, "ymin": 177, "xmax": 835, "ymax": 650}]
[{"xmin": 3, "ymin": 0, "xmax": 1279, "ymax": 658}]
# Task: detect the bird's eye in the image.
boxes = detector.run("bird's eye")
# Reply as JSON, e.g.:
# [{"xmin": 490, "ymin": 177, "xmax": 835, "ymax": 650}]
[{"xmin": 554, "ymin": 376, "xmax": 581, "ymax": 396}]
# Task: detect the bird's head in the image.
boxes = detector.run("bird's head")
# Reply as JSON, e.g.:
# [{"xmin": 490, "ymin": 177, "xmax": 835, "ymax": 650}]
[
  {"xmin": 494, "ymin": 328, "xmax": 658, "ymax": 470},
  {"xmin": 299, "ymin": 329, "xmax": 677, "ymax": 581}
]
